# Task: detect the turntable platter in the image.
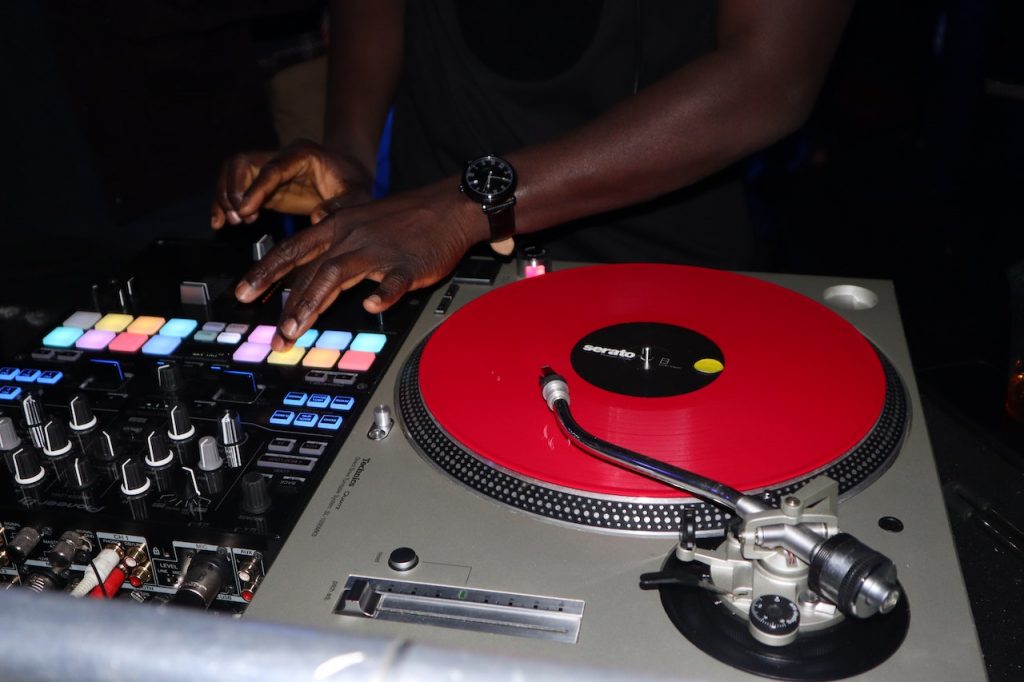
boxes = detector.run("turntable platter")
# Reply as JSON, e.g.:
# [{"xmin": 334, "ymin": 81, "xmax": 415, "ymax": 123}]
[{"xmin": 403, "ymin": 265, "xmax": 905, "ymax": 533}]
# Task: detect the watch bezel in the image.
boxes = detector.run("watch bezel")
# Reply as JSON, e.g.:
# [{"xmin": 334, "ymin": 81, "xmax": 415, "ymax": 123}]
[{"xmin": 461, "ymin": 155, "xmax": 517, "ymax": 205}]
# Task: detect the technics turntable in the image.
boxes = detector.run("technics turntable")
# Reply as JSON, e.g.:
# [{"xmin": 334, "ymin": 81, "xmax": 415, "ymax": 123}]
[{"xmin": 246, "ymin": 263, "xmax": 986, "ymax": 680}]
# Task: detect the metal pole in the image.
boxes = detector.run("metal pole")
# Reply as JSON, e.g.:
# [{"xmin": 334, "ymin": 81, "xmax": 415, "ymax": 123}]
[{"xmin": 0, "ymin": 589, "xmax": 689, "ymax": 682}]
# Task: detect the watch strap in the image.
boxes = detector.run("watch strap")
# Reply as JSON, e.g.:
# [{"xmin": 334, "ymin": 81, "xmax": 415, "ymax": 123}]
[{"xmin": 482, "ymin": 196, "xmax": 516, "ymax": 242}]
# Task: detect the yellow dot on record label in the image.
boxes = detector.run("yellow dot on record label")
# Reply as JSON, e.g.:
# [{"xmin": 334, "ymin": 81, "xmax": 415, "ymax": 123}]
[{"xmin": 693, "ymin": 358, "xmax": 724, "ymax": 374}]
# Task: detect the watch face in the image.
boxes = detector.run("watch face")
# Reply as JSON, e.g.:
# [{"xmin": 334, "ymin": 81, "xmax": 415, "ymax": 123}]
[{"xmin": 462, "ymin": 156, "xmax": 516, "ymax": 203}]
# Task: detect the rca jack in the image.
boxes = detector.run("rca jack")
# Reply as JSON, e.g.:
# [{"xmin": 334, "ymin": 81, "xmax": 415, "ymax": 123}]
[
  {"xmin": 123, "ymin": 544, "xmax": 149, "ymax": 571},
  {"xmin": 129, "ymin": 561, "xmax": 153, "ymax": 588},
  {"xmin": 237, "ymin": 553, "xmax": 263, "ymax": 602}
]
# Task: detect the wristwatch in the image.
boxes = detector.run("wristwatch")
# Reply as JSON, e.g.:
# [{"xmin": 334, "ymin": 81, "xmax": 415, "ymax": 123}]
[{"xmin": 460, "ymin": 155, "xmax": 517, "ymax": 243}]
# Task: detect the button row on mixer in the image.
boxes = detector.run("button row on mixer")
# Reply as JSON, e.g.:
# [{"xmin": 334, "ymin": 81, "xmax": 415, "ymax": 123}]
[
  {"xmin": 283, "ymin": 392, "xmax": 355, "ymax": 410},
  {"xmin": 304, "ymin": 370, "xmax": 358, "ymax": 386},
  {"xmin": 268, "ymin": 410, "xmax": 344, "ymax": 431},
  {"xmin": 266, "ymin": 437, "xmax": 328, "ymax": 456},
  {"xmin": 28, "ymin": 349, "xmax": 82, "ymax": 363},
  {"xmin": 46, "ymin": 311, "xmax": 388, "ymax": 371},
  {"xmin": 0, "ymin": 367, "xmax": 63, "ymax": 386}
]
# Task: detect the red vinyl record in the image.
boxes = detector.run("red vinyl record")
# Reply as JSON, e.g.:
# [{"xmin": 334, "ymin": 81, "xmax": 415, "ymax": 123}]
[{"xmin": 418, "ymin": 264, "xmax": 886, "ymax": 499}]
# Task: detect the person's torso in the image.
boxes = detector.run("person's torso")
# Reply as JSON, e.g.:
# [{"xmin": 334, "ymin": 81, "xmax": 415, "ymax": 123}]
[{"xmin": 391, "ymin": 0, "xmax": 752, "ymax": 267}]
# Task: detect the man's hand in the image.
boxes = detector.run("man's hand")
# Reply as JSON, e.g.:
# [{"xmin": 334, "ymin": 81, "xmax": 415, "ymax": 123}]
[
  {"xmin": 210, "ymin": 139, "xmax": 373, "ymax": 228},
  {"xmin": 233, "ymin": 179, "xmax": 489, "ymax": 351}
]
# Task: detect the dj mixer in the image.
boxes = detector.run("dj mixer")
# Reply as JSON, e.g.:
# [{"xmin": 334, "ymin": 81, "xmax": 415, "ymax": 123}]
[
  {"xmin": 0, "ymin": 238, "xmax": 987, "ymax": 680},
  {"xmin": 0, "ymin": 237, "xmax": 427, "ymax": 608}
]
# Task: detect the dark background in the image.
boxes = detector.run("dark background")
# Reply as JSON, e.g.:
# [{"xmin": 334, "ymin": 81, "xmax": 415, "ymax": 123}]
[{"xmin": 2, "ymin": 1, "xmax": 1022, "ymax": 679}]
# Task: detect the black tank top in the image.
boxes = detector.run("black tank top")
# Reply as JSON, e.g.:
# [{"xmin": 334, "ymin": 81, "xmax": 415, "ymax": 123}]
[{"xmin": 390, "ymin": 0, "xmax": 753, "ymax": 268}]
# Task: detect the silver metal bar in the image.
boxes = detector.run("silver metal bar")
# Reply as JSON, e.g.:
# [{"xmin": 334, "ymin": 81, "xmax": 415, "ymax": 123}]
[{"xmin": 0, "ymin": 589, "xmax": 680, "ymax": 682}]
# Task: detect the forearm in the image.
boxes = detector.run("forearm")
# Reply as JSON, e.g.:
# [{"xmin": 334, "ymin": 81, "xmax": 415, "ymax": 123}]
[
  {"xmin": 323, "ymin": 0, "xmax": 404, "ymax": 175},
  {"xmin": 470, "ymin": 0, "xmax": 853, "ymax": 241}
]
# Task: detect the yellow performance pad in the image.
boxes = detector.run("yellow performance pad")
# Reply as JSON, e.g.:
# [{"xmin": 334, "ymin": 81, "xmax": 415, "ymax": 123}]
[
  {"xmin": 94, "ymin": 313, "xmax": 134, "ymax": 332},
  {"xmin": 267, "ymin": 346, "xmax": 307, "ymax": 366}
]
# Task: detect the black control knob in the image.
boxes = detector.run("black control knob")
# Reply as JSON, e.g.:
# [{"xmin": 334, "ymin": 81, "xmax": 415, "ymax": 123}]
[
  {"xmin": 167, "ymin": 403, "xmax": 196, "ymax": 441},
  {"xmin": 197, "ymin": 436, "xmax": 223, "ymax": 472},
  {"xmin": 68, "ymin": 393, "xmax": 98, "ymax": 431},
  {"xmin": 240, "ymin": 471, "xmax": 272, "ymax": 514},
  {"xmin": 217, "ymin": 410, "xmax": 244, "ymax": 468},
  {"xmin": 41, "ymin": 418, "xmax": 72, "ymax": 458},
  {"xmin": 144, "ymin": 430, "xmax": 173, "ymax": 468},
  {"xmin": 69, "ymin": 456, "xmax": 97, "ymax": 489},
  {"xmin": 749, "ymin": 594, "xmax": 800, "ymax": 646},
  {"xmin": 97, "ymin": 430, "xmax": 119, "ymax": 462},
  {"xmin": 12, "ymin": 447, "xmax": 45, "ymax": 486},
  {"xmin": 157, "ymin": 362, "xmax": 184, "ymax": 393},
  {"xmin": 119, "ymin": 457, "xmax": 151, "ymax": 496},
  {"xmin": 21, "ymin": 393, "xmax": 47, "ymax": 449}
]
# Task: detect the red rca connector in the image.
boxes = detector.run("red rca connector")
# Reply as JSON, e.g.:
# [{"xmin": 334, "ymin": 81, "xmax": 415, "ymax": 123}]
[
  {"xmin": 88, "ymin": 565, "xmax": 127, "ymax": 599},
  {"xmin": 240, "ymin": 574, "xmax": 262, "ymax": 602},
  {"xmin": 129, "ymin": 561, "xmax": 152, "ymax": 588}
]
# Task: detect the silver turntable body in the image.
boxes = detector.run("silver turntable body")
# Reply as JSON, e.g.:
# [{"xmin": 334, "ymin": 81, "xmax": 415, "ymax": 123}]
[{"xmin": 245, "ymin": 265, "xmax": 986, "ymax": 681}]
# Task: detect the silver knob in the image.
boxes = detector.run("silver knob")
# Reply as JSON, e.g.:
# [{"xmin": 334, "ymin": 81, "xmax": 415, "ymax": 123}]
[
  {"xmin": 368, "ymin": 405, "xmax": 393, "ymax": 441},
  {"xmin": 197, "ymin": 436, "xmax": 223, "ymax": 472},
  {"xmin": 0, "ymin": 416, "xmax": 22, "ymax": 452}
]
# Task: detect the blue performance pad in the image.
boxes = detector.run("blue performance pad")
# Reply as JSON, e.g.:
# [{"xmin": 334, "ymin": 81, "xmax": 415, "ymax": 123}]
[
  {"xmin": 350, "ymin": 333, "xmax": 387, "ymax": 353},
  {"xmin": 294, "ymin": 412, "xmax": 319, "ymax": 428},
  {"xmin": 0, "ymin": 367, "xmax": 18, "ymax": 381},
  {"xmin": 15, "ymin": 369, "xmax": 41, "ymax": 383},
  {"xmin": 194, "ymin": 330, "xmax": 218, "ymax": 343},
  {"xmin": 283, "ymin": 392, "xmax": 308, "ymax": 407},
  {"xmin": 306, "ymin": 394, "xmax": 331, "ymax": 409},
  {"xmin": 315, "ymin": 330, "xmax": 352, "ymax": 350},
  {"xmin": 318, "ymin": 414, "xmax": 343, "ymax": 430},
  {"xmin": 43, "ymin": 327, "xmax": 85, "ymax": 348},
  {"xmin": 159, "ymin": 318, "xmax": 199, "ymax": 338},
  {"xmin": 0, "ymin": 385, "xmax": 23, "ymax": 400},
  {"xmin": 37, "ymin": 370, "xmax": 63, "ymax": 385},
  {"xmin": 330, "ymin": 396, "xmax": 355, "ymax": 411},
  {"xmin": 141, "ymin": 335, "xmax": 182, "ymax": 356},
  {"xmin": 295, "ymin": 329, "xmax": 320, "ymax": 348},
  {"xmin": 269, "ymin": 410, "xmax": 296, "ymax": 426}
]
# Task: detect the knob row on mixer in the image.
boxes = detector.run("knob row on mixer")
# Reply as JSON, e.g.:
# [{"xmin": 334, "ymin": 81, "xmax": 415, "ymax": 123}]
[{"xmin": 2, "ymin": 396, "xmax": 252, "ymax": 500}]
